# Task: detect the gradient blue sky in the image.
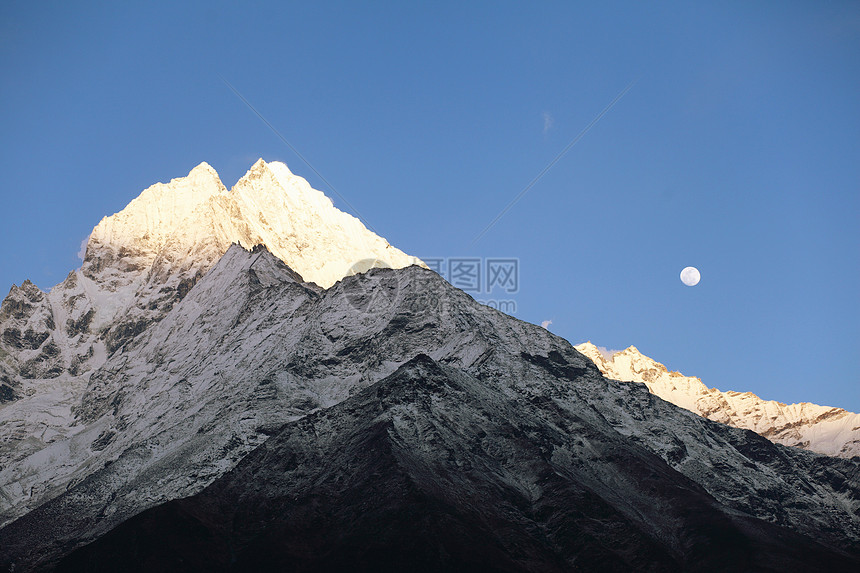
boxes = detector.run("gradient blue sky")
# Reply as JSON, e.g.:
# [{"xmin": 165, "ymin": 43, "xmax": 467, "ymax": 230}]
[{"xmin": 1, "ymin": 1, "xmax": 858, "ymax": 411}]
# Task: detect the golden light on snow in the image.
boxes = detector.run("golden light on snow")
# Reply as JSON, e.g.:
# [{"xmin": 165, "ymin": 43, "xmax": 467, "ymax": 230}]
[{"xmin": 680, "ymin": 266, "xmax": 701, "ymax": 286}]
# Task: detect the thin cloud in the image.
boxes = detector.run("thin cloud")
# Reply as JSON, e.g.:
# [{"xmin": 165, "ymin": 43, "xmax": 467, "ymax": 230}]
[
  {"xmin": 541, "ymin": 319, "xmax": 552, "ymax": 329},
  {"xmin": 77, "ymin": 236, "xmax": 89, "ymax": 262},
  {"xmin": 542, "ymin": 111, "xmax": 554, "ymax": 135},
  {"xmin": 596, "ymin": 346, "xmax": 621, "ymax": 360}
]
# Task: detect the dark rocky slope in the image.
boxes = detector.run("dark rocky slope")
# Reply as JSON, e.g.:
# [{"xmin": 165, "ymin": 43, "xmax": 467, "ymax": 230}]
[{"xmin": 53, "ymin": 355, "xmax": 858, "ymax": 572}]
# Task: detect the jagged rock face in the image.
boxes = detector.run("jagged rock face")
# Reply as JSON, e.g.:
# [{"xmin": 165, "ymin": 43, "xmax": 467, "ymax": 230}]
[
  {"xmin": 576, "ymin": 343, "xmax": 860, "ymax": 458},
  {"xmin": 0, "ymin": 281, "xmax": 58, "ymax": 378},
  {"xmin": 0, "ymin": 248, "xmax": 858, "ymax": 571},
  {"xmin": 0, "ymin": 280, "xmax": 90, "ymax": 480}
]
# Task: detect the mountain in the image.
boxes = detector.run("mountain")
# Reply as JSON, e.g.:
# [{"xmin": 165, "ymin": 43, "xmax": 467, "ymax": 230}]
[
  {"xmin": 575, "ymin": 343, "xmax": 860, "ymax": 458},
  {"xmin": 0, "ymin": 159, "xmax": 421, "ymax": 528},
  {"xmin": 0, "ymin": 161, "xmax": 858, "ymax": 571}
]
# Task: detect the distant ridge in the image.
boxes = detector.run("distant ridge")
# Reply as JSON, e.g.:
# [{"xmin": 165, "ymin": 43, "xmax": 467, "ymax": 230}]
[{"xmin": 576, "ymin": 342, "xmax": 860, "ymax": 458}]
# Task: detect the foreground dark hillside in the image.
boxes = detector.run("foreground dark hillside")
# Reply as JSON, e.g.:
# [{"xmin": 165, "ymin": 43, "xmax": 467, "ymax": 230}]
[{"xmin": 55, "ymin": 355, "xmax": 859, "ymax": 572}]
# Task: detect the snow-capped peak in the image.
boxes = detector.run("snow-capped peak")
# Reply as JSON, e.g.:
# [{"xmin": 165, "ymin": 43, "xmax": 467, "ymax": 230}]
[
  {"xmin": 575, "ymin": 342, "xmax": 860, "ymax": 458},
  {"xmin": 87, "ymin": 161, "xmax": 228, "ymax": 259},
  {"xmin": 83, "ymin": 158, "xmax": 424, "ymax": 289},
  {"xmin": 0, "ymin": 158, "xmax": 426, "ymax": 403}
]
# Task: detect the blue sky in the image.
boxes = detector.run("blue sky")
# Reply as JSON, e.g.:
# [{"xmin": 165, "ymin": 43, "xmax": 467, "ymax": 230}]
[{"xmin": 1, "ymin": 1, "xmax": 858, "ymax": 411}]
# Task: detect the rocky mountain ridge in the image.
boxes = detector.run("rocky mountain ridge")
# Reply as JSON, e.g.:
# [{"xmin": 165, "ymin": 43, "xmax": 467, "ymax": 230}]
[{"xmin": 575, "ymin": 343, "xmax": 860, "ymax": 458}]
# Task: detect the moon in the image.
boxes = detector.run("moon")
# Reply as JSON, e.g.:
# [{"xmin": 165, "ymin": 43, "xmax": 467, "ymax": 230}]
[{"xmin": 680, "ymin": 266, "xmax": 701, "ymax": 286}]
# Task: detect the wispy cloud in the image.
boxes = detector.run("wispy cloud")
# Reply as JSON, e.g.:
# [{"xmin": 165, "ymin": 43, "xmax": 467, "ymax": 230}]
[
  {"xmin": 596, "ymin": 346, "xmax": 621, "ymax": 360},
  {"xmin": 541, "ymin": 319, "xmax": 552, "ymax": 329},
  {"xmin": 77, "ymin": 236, "xmax": 89, "ymax": 262},
  {"xmin": 542, "ymin": 111, "xmax": 554, "ymax": 135}
]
